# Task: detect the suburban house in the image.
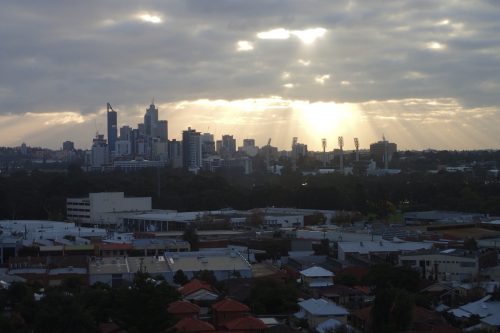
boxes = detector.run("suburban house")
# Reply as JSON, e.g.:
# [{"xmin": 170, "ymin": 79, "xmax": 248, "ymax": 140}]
[
  {"xmin": 295, "ymin": 298, "xmax": 349, "ymax": 329},
  {"xmin": 300, "ymin": 266, "xmax": 334, "ymax": 288}
]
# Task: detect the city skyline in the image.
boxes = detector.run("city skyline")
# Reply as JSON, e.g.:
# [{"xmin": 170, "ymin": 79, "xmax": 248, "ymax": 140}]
[{"xmin": 1, "ymin": 1, "xmax": 500, "ymax": 151}]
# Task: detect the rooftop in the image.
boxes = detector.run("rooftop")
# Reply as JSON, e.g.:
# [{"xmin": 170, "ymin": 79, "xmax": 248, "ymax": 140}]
[
  {"xmin": 300, "ymin": 266, "xmax": 334, "ymax": 278},
  {"xmin": 298, "ymin": 298, "xmax": 348, "ymax": 316},
  {"xmin": 212, "ymin": 298, "xmax": 250, "ymax": 312},
  {"xmin": 167, "ymin": 300, "xmax": 200, "ymax": 314},
  {"xmin": 165, "ymin": 250, "xmax": 251, "ymax": 273}
]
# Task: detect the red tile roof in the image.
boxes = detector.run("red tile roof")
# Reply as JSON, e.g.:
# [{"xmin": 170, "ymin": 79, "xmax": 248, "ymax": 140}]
[
  {"xmin": 224, "ymin": 316, "xmax": 267, "ymax": 330},
  {"xmin": 167, "ymin": 300, "xmax": 200, "ymax": 315},
  {"xmin": 212, "ymin": 298, "xmax": 250, "ymax": 313},
  {"xmin": 174, "ymin": 318, "xmax": 215, "ymax": 332},
  {"xmin": 180, "ymin": 279, "xmax": 217, "ymax": 296}
]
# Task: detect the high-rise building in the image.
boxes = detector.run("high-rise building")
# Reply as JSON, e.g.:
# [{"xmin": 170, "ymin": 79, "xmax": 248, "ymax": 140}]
[
  {"xmin": 182, "ymin": 127, "xmax": 202, "ymax": 170},
  {"xmin": 243, "ymin": 139, "xmax": 255, "ymax": 147},
  {"xmin": 221, "ymin": 135, "xmax": 236, "ymax": 157},
  {"xmin": 62, "ymin": 141, "xmax": 74, "ymax": 152},
  {"xmin": 107, "ymin": 103, "xmax": 117, "ymax": 153},
  {"xmin": 201, "ymin": 133, "xmax": 215, "ymax": 157},
  {"xmin": 156, "ymin": 120, "xmax": 168, "ymax": 141},
  {"xmin": 144, "ymin": 103, "xmax": 158, "ymax": 137},
  {"xmin": 91, "ymin": 134, "xmax": 108, "ymax": 167},
  {"xmin": 168, "ymin": 139, "xmax": 183, "ymax": 168},
  {"xmin": 119, "ymin": 126, "xmax": 132, "ymax": 141},
  {"xmin": 370, "ymin": 136, "xmax": 397, "ymax": 169}
]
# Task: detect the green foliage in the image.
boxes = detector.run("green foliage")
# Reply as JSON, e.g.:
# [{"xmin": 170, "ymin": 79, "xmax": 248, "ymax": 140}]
[
  {"xmin": 363, "ymin": 263, "xmax": 421, "ymax": 293},
  {"xmin": 247, "ymin": 211, "xmax": 264, "ymax": 227},
  {"xmin": 334, "ymin": 273, "xmax": 358, "ymax": 287},
  {"xmin": 182, "ymin": 226, "xmax": 199, "ymax": 250},
  {"xmin": 0, "ymin": 273, "xmax": 180, "ymax": 333},
  {"xmin": 248, "ymin": 278, "xmax": 298, "ymax": 314},
  {"xmin": 193, "ymin": 270, "xmax": 217, "ymax": 286},
  {"xmin": 3, "ymin": 165, "xmax": 500, "ymax": 220},
  {"xmin": 464, "ymin": 237, "xmax": 478, "ymax": 251},
  {"xmin": 173, "ymin": 269, "xmax": 189, "ymax": 285}
]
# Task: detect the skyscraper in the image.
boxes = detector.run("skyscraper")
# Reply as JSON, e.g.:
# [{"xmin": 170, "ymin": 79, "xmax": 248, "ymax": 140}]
[
  {"xmin": 221, "ymin": 135, "xmax": 236, "ymax": 157},
  {"xmin": 144, "ymin": 103, "xmax": 158, "ymax": 137},
  {"xmin": 182, "ymin": 127, "xmax": 202, "ymax": 169},
  {"xmin": 107, "ymin": 103, "xmax": 117, "ymax": 153}
]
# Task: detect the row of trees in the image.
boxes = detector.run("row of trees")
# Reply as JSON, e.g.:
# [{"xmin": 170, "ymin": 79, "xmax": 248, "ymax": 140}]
[
  {"xmin": 0, "ymin": 273, "xmax": 179, "ymax": 333},
  {"xmin": 2, "ymin": 165, "xmax": 500, "ymax": 220}
]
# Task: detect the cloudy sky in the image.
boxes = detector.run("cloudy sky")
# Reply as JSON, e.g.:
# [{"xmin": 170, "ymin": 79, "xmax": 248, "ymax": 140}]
[{"xmin": 1, "ymin": 0, "xmax": 500, "ymax": 151}]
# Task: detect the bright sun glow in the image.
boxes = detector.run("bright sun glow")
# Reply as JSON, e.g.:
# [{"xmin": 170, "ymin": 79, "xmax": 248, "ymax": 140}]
[
  {"xmin": 426, "ymin": 41, "xmax": 446, "ymax": 50},
  {"xmin": 257, "ymin": 27, "xmax": 327, "ymax": 44},
  {"xmin": 295, "ymin": 101, "xmax": 360, "ymax": 137},
  {"xmin": 236, "ymin": 40, "xmax": 254, "ymax": 51},
  {"xmin": 291, "ymin": 28, "xmax": 327, "ymax": 44},
  {"xmin": 139, "ymin": 14, "xmax": 162, "ymax": 24},
  {"xmin": 315, "ymin": 74, "xmax": 330, "ymax": 84},
  {"xmin": 257, "ymin": 28, "xmax": 290, "ymax": 40}
]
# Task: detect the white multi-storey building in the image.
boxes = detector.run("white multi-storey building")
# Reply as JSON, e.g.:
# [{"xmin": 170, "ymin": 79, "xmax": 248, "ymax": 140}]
[
  {"xmin": 66, "ymin": 192, "xmax": 151, "ymax": 227},
  {"xmin": 399, "ymin": 248, "xmax": 498, "ymax": 282}
]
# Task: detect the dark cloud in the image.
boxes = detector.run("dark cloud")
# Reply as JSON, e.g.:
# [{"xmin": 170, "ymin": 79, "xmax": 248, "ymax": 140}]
[{"xmin": 1, "ymin": 0, "xmax": 500, "ymax": 148}]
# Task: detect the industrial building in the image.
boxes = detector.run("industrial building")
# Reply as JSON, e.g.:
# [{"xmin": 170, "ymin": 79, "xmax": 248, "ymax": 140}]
[{"xmin": 66, "ymin": 192, "xmax": 151, "ymax": 227}]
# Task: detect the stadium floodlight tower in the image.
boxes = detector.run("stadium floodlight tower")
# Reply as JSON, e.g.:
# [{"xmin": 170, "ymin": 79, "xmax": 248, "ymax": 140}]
[
  {"xmin": 292, "ymin": 137, "xmax": 298, "ymax": 172},
  {"xmin": 354, "ymin": 137, "xmax": 359, "ymax": 162},
  {"xmin": 338, "ymin": 136, "xmax": 344, "ymax": 173},
  {"xmin": 321, "ymin": 138, "xmax": 327, "ymax": 167}
]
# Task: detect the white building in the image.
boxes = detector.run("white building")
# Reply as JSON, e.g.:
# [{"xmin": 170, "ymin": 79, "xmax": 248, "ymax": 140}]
[
  {"xmin": 295, "ymin": 298, "xmax": 348, "ymax": 328},
  {"xmin": 300, "ymin": 266, "xmax": 334, "ymax": 288},
  {"xmin": 164, "ymin": 249, "xmax": 252, "ymax": 282},
  {"xmin": 66, "ymin": 192, "xmax": 152, "ymax": 227},
  {"xmin": 338, "ymin": 241, "xmax": 433, "ymax": 261},
  {"xmin": 263, "ymin": 215, "xmax": 304, "ymax": 228},
  {"xmin": 399, "ymin": 249, "xmax": 497, "ymax": 282}
]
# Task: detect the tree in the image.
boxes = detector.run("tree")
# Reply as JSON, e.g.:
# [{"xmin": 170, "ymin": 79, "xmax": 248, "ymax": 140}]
[
  {"xmin": 248, "ymin": 278, "xmax": 298, "ymax": 314},
  {"xmin": 193, "ymin": 270, "xmax": 217, "ymax": 286},
  {"xmin": 247, "ymin": 211, "xmax": 264, "ymax": 228},
  {"xmin": 182, "ymin": 226, "xmax": 199, "ymax": 251},
  {"xmin": 464, "ymin": 238, "xmax": 478, "ymax": 251},
  {"xmin": 173, "ymin": 269, "xmax": 189, "ymax": 285}
]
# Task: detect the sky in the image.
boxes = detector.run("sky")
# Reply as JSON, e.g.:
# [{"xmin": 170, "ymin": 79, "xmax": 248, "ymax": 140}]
[{"xmin": 1, "ymin": 0, "xmax": 500, "ymax": 151}]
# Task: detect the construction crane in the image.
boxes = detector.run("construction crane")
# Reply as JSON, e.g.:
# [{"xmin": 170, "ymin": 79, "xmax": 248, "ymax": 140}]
[
  {"xmin": 354, "ymin": 137, "xmax": 359, "ymax": 162},
  {"xmin": 107, "ymin": 102, "xmax": 114, "ymax": 112}
]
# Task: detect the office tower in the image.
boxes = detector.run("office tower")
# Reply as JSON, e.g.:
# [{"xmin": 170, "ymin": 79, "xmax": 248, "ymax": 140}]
[
  {"xmin": 182, "ymin": 127, "xmax": 202, "ymax": 169},
  {"xmin": 62, "ymin": 141, "xmax": 75, "ymax": 152},
  {"xmin": 144, "ymin": 103, "xmax": 158, "ymax": 137},
  {"xmin": 168, "ymin": 139, "xmax": 183, "ymax": 168},
  {"xmin": 370, "ymin": 136, "xmax": 397, "ymax": 169},
  {"xmin": 156, "ymin": 120, "xmax": 168, "ymax": 141},
  {"xmin": 119, "ymin": 126, "xmax": 132, "ymax": 141},
  {"xmin": 221, "ymin": 135, "xmax": 236, "ymax": 157},
  {"xmin": 107, "ymin": 103, "xmax": 117, "ymax": 154},
  {"xmin": 243, "ymin": 139, "xmax": 255, "ymax": 147},
  {"xmin": 91, "ymin": 134, "xmax": 108, "ymax": 167},
  {"xmin": 201, "ymin": 133, "xmax": 215, "ymax": 157}
]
